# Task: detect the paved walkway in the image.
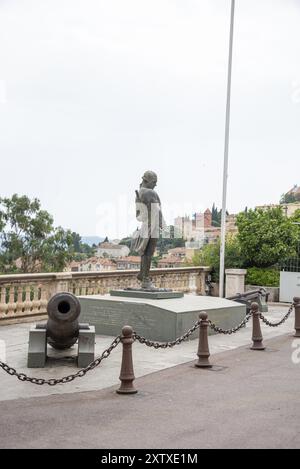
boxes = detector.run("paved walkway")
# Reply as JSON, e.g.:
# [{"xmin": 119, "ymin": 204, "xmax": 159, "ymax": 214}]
[
  {"xmin": 0, "ymin": 332, "xmax": 299, "ymax": 449},
  {"xmin": 0, "ymin": 304, "xmax": 294, "ymax": 401},
  {"xmin": 0, "ymin": 303, "xmax": 299, "ymax": 448}
]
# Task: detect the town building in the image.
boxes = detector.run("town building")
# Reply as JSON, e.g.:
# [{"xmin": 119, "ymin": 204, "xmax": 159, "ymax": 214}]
[
  {"xmin": 157, "ymin": 257, "xmax": 185, "ymax": 269},
  {"xmin": 203, "ymin": 226, "xmax": 221, "ymax": 244},
  {"xmin": 174, "ymin": 215, "xmax": 195, "ymax": 240},
  {"xmin": 225, "ymin": 214, "xmax": 239, "ymax": 235},
  {"xmin": 255, "ymin": 185, "xmax": 300, "ymax": 216},
  {"xmin": 116, "ymin": 256, "xmax": 141, "ymax": 270},
  {"xmin": 68, "ymin": 258, "xmax": 116, "ymax": 272},
  {"xmin": 284, "ymin": 185, "xmax": 300, "ymax": 201},
  {"xmin": 175, "ymin": 209, "xmax": 238, "ymax": 246},
  {"xmin": 167, "ymin": 247, "xmax": 187, "ymax": 259},
  {"xmin": 68, "ymin": 261, "xmax": 82, "ymax": 272},
  {"xmin": 256, "ymin": 202, "xmax": 300, "ymax": 218},
  {"xmin": 96, "ymin": 241, "xmax": 130, "ymax": 259}
]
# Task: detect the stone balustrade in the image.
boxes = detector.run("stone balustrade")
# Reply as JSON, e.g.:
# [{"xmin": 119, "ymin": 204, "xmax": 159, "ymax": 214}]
[{"xmin": 0, "ymin": 267, "xmax": 211, "ymax": 322}]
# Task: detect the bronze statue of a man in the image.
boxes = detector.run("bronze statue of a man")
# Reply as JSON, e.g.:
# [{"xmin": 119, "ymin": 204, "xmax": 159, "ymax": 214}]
[{"xmin": 132, "ymin": 171, "xmax": 164, "ymax": 290}]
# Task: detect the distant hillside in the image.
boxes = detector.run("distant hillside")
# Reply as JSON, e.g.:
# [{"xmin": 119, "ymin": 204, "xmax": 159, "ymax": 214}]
[{"xmin": 81, "ymin": 236, "xmax": 104, "ymax": 246}]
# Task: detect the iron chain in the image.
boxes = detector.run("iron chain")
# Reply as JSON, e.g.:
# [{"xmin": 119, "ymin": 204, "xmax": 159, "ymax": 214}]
[
  {"xmin": 133, "ymin": 320, "xmax": 201, "ymax": 348},
  {"xmin": 208, "ymin": 313, "xmax": 252, "ymax": 335},
  {"xmin": 0, "ymin": 302, "xmax": 295, "ymax": 385},
  {"xmin": 0, "ymin": 335, "xmax": 121, "ymax": 386},
  {"xmin": 259, "ymin": 304, "xmax": 294, "ymax": 328}
]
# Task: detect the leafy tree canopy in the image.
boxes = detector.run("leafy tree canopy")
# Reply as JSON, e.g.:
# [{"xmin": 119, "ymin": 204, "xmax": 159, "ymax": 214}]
[
  {"xmin": 192, "ymin": 235, "xmax": 243, "ymax": 282},
  {"xmin": 0, "ymin": 194, "xmax": 74, "ymax": 273},
  {"xmin": 70, "ymin": 232, "xmax": 95, "ymax": 257},
  {"xmin": 236, "ymin": 207, "xmax": 299, "ymax": 268},
  {"xmin": 211, "ymin": 204, "xmax": 229, "ymax": 227}
]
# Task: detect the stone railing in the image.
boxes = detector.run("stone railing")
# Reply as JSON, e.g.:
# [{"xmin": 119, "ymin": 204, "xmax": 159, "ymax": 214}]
[{"xmin": 0, "ymin": 266, "xmax": 211, "ymax": 322}]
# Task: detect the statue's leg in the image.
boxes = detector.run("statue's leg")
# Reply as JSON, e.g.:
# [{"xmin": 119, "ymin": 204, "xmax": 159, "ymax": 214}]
[
  {"xmin": 137, "ymin": 254, "xmax": 150, "ymax": 285},
  {"xmin": 148, "ymin": 237, "xmax": 158, "ymax": 257},
  {"xmin": 140, "ymin": 238, "xmax": 157, "ymax": 289},
  {"xmin": 137, "ymin": 257, "xmax": 145, "ymax": 282},
  {"xmin": 141, "ymin": 258, "xmax": 153, "ymax": 289}
]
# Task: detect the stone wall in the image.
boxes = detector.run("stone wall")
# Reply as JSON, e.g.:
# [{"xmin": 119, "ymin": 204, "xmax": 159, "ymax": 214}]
[
  {"xmin": 0, "ymin": 266, "xmax": 211, "ymax": 323},
  {"xmin": 245, "ymin": 285, "xmax": 279, "ymax": 303}
]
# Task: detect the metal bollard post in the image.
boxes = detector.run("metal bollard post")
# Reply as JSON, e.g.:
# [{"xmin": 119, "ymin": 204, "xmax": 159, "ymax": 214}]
[
  {"xmin": 117, "ymin": 325, "xmax": 137, "ymax": 395},
  {"xmin": 294, "ymin": 297, "xmax": 300, "ymax": 338},
  {"xmin": 250, "ymin": 302, "xmax": 265, "ymax": 350},
  {"xmin": 195, "ymin": 312, "xmax": 212, "ymax": 368}
]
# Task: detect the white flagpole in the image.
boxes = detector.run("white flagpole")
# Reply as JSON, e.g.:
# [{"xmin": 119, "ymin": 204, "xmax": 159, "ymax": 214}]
[{"xmin": 219, "ymin": 0, "xmax": 235, "ymax": 298}]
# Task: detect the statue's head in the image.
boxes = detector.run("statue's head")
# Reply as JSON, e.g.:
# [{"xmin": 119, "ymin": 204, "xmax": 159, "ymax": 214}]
[{"xmin": 142, "ymin": 170, "xmax": 158, "ymax": 189}]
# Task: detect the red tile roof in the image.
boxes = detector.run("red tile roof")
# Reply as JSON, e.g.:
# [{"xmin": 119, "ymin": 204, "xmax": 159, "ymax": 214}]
[{"xmin": 117, "ymin": 256, "xmax": 141, "ymax": 263}]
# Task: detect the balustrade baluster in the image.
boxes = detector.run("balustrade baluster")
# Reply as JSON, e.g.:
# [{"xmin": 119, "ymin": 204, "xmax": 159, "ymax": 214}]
[
  {"xmin": 7, "ymin": 286, "xmax": 17, "ymax": 316},
  {"xmin": 16, "ymin": 284, "xmax": 24, "ymax": 315},
  {"xmin": 31, "ymin": 284, "xmax": 41, "ymax": 315},
  {"xmin": 39, "ymin": 285, "xmax": 48, "ymax": 314},
  {"xmin": 24, "ymin": 284, "xmax": 32, "ymax": 315},
  {"xmin": 0, "ymin": 285, "xmax": 8, "ymax": 318}
]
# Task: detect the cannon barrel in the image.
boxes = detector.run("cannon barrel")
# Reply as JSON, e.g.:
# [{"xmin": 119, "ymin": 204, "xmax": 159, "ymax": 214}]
[
  {"xmin": 46, "ymin": 292, "xmax": 80, "ymax": 350},
  {"xmin": 227, "ymin": 288, "xmax": 269, "ymax": 314}
]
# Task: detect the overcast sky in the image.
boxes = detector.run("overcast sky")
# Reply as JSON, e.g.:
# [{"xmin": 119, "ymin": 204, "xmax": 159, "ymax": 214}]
[{"xmin": 0, "ymin": 0, "xmax": 299, "ymax": 239}]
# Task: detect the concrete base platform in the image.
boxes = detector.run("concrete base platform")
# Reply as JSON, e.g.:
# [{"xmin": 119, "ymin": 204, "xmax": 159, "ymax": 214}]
[
  {"xmin": 78, "ymin": 294, "xmax": 246, "ymax": 341},
  {"xmin": 110, "ymin": 289, "xmax": 183, "ymax": 299}
]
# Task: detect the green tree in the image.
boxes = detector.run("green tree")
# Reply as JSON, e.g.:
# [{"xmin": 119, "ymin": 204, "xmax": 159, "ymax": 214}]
[
  {"xmin": 211, "ymin": 204, "xmax": 229, "ymax": 227},
  {"xmin": 70, "ymin": 232, "xmax": 95, "ymax": 258},
  {"xmin": 0, "ymin": 194, "xmax": 73, "ymax": 273},
  {"xmin": 291, "ymin": 209, "xmax": 300, "ymax": 224},
  {"xmin": 192, "ymin": 235, "xmax": 243, "ymax": 281},
  {"xmin": 70, "ymin": 232, "xmax": 81, "ymax": 252},
  {"xmin": 211, "ymin": 203, "xmax": 221, "ymax": 227},
  {"xmin": 151, "ymin": 256, "xmax": 160, "ymax": 268},
  {"xmin": 236, "ymin": 207, "xmax": 298, "ymax": 268}
]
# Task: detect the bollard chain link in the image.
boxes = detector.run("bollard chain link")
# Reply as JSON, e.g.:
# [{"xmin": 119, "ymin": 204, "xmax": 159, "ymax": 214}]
[
  {"xmin": 0, "ymin": 302, "xmax": 295, "ymax": 386},
  {"xmin": 259, "ymin": 304, "xmax": 294, "ymax": 328},
  {"xmin": 0, "ymin": 335, "xmax": 121, "ymax": 386},
  {"xmin": 133, "ymin": 320, "xmax": 201, "ymax": 348},
  {"xmin": 208, "ymin": 313, "xmax": 252, "ymax": 335}
]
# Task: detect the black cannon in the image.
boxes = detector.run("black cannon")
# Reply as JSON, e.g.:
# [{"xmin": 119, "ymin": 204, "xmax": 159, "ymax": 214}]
[
  {"xmin": 227, "ymin": 288, "xmax": 269, "ymax": 314},
  {"xmin": 46, "ymin": 292, "xmax": 80, "ymax": 350},
  {"xmin": 28, "ymin": 292, "xmax": 95, "ymax": 368}
]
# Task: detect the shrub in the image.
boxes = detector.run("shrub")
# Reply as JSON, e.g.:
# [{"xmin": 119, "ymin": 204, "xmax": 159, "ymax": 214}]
[{"xmin": 246, "ymin": 267, "xmax": 280, "ymax": 287}]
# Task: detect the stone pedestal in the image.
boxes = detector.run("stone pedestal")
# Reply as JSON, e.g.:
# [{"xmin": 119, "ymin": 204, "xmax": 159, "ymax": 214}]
[
  {"xmin": 27, "ymin": 324, "xmax": 95, "ymax": 368},
  {"xmin": 78, "ymin": 325, "xmax": 95, "ymax": 368},
  {"xmin": 110, "ymin": 290, "xmax": 183, "ymax": 300},
  {"xmin": 78, "ymin": 294, "xmax": 246, "ymax": 342},
  {"xmin": 225, "ymin": 269, "xmax": 247, "ymax": 298},
  {"xmin": 27, "ymin": 326, "xmax": 47, "ymax": 368}
]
